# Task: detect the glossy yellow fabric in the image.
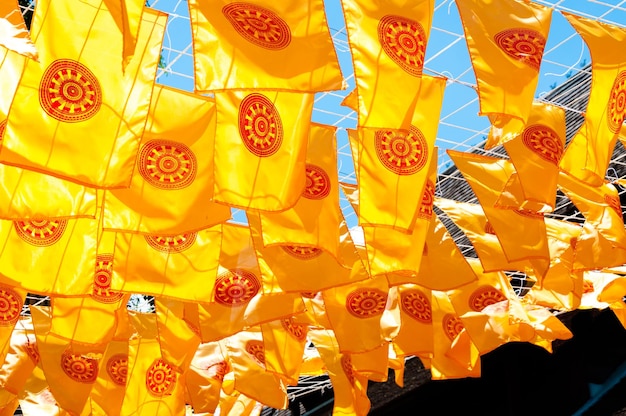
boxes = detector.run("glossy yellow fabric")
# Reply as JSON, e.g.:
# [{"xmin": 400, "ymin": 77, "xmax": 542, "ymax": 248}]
[
  {"xmin": 185, "ymin": 341, "xmax": 228, "ymax": 414},
  {"xmin": 501, "ymin": 101, "xmax": 566, "ymax": 213},
  {"xmin": 103, "ymin": 0, "xmax": 145, "ymax": 69},
  {"xmin": 154, "ymin": 297, "xmax": 200, "ymax": 370},
  {"xmin": 213, "ymin": 90, "xmax": 314, "ymax": 211},
  {"xmin": 342, "ymin": 0, "xmax": 434, "ymax": 129},
  {"xmin": 349, "ymin": 342, "xmax": 391, "ymax": 382},
  {"xmin": 392, "ymin": 284, "xmax": 433, "ymax": 358},
  {"xmin": 0, "ymin": 285, "xmax": 26, "ymax": 374},
  {"xmin": 103, "ymin": 85, "xmax": 231, "ymax": 234},
  {"xmin": 559, "ymin": 12, "xmax": 626, "ymax": 186},
  {"xmin": 110, "ymin": 224, "xmax": 222, "ymax": 301},
  {"xmin": 351, "ymin": 76, "xmax": 446, "ymax": 231},
  {"xmin": 260, "ymin": 317, "xmax": 308, "ymax": 385},
  {"xmin": 189, "ymin": 0, "xmax": 343, "ymax": 92},
  {"xmin": 89, "ymin": 339, "xmax": 128, "ymax": 416},
  {"xmin": 455, "ymin": 0, "xmax": 552, "ymax": 148},
  {"xmin": 0, "ymin": 317, "xmax": 37, "ymax": 398},
  {"xmin": 574, "ymin": 222, "xmax": 626, "ymax": 271},
  {"xmin": 0, "ymin": 0, "xmax": 37, "ymax": 59},
  {"xmin": 258, "ymin": 123, "xmax": 342, "ymax": 257},
  {"xmin": 0, "ymin": 2, "xmax": 166, "ymax": 188}
]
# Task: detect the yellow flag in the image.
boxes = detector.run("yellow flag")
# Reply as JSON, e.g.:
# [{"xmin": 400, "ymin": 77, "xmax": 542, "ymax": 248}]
[
  {"xmin": 111, "ymin": 223, "xmax": 221, "ymax": 301},
  {"xmin": 392, "ymin": 284, "xmax": 434, "ymax": 358},
  {"xmin": 154, "ymin": 297, "xmax": 201, "ymax": 371},
  {"xmin": 0, "ymin": 317, "xmax": 38, "ymax": 400},
  {"xmin": 257, "ymin": 123, "xmax": 342, "ymax": 256},
  {"xmin": 558, "ymin": 172, "xmax": 626, "ymax": 249},
  {"xmin": 0, "ymin": 284, "xmax": 26, "ymax": 375},
  {"xmin": 0, "ymin": 0, "xmax": 37, "ymax": 59},
  {"xmin": 341, "ymin": 0, "xmax": 434, "ymax": 129},
  {"xmin": 213, "ymin": 90, "xmax": 314, "ymax": 211},
  {"xmin": 0, "ymin": 1, "xmax": 167, "ymax": 188},
  {"xmin": 455, "ymin": 0, "xmax": 552, "ymax": 148},
  {"xmin": 559, "ymin": 12, "xmax": 626, "ymax": 186},
  {"xmin": 104, "ymin": 0, "xmax": 145, "ymax": 69},
  {"xmin": 500, "ymin": 101, "xmax": 567, "ymax": 213},
  {"xmin": 188, "ymin": 0, "xmax": 343, "ymax": 92},
  {"xmin": 185, "ymin": 341, "xmax": 229, "ymax": 414},
  {"xmin": 260, "ymin": 317, "xmax": 309, "ymax": 385},
  {"xmin": 307, "ymin": 329, "xmax": 371, "ymax": 416},
  {"xmin": 574, "ymin": 221, "xmax": 626, "ymax": 271},
  {"xmin": 350, "ymin": 76, "xmax": 446, "ymax": 230},
  {"xmin": 89, "ymin": 338, "xmax": 128, "ymax": 416},
  {"xmin": 103, "ymin": 84, "xmax": 231, "ymax": 234}
]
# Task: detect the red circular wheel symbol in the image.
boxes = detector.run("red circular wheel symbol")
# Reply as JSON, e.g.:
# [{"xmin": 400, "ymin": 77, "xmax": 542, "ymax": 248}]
[
  {"xmin": 238, "ymin": 93, "xmax": 283, "ymax": 157},
  {"xmin": 417, "ymin": 180, "xmax": 435, "ymax": 220},
  {"xmin": 341, "ymin": 355, "xmax": 356, "ymax": 385},
  {"xmin": 522, "ymin": 124, "xmax": 563, "ymax": 165},
  {"xmin": 144, "ymin": 232, "xmax": 197, "ymax": 253},
  {"xmin": 282, "ymin": 245, "xmax": 324, "ymax": 260},
  {"xmin": 207, "ymin": 361, "xmax": 229, "ymax": 381},
  {"xmin": 378, "ymin": 15, "xmax": 426, "ymax": 76},
  {"xmin": 442, "ymin": 313, "xmax": 464, "ymax": 341},
  {"xmin": 494, "ymin": 28, "xmax": 545, "ymax": 71},
  {"xmin": 0, "ymin": 286, "xmax": 22, "ymax": 326},
  {"xmin": 61, "ymin": 351, "xmax": 98, "ymax": 383},
  {"xmin": 14, "ymin": 219, "xmax": 67, "ymax": 247},
  {"xmin": 91, "ymin": 254, "xmax": 123, "ymax": 304},
  {"xmin": 400, "ymin": 289, "xmax": 432, "ymax": 323},
  {"xmin": 605, "ymin": 194, "xmax": 623, "ymax": 218},
  {"xmin": 346, "ymin": 288, "xmax": 387, "ymax": 319},
  {"xmin": 375, "ymin": 126, "xmax": 428, "ymax": 175},
  {"xmin": 245, "ymin": 340, "xmax": 266, "ymax": 365},
  {"xmin": 146, "ymin": 359, "xmax": 177, "ymax": 397},
  {"xmin": 222, "ymin": 3, "xmax": 291, "ymax": 50},
  {"xmin": 138, "ymin": 140, "xmax": 197, "ymax": 190},
  {"xmin": 214, "ymin": 269, "xmax": 260, "ymax": 306},
  {"xmin": 39, "ymin": 59, "xmax": 102, "ymax": 122},
  {"xmin": 608, "ymin": 71, "xmax": 626, "ymax": 134},
  {"xmin": 281, "ymin": 317, "xmax": 307, "ymax": 341},
  {"xmin": 106, "ymin": 354, "xmax": 128, "ymax": 386},
  {"xmin": 468, "ymin": 285, "xmax": 506, "ymax": 312},
  {"xmin": 303, "ymin": 164, "xmax": 331, "ymax": 200}
]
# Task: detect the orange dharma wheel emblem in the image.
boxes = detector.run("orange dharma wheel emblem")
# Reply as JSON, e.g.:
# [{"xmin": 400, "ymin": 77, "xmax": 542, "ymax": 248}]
[
  {"xmin": 138, "ymin": 140, "xmax": 197, "ymax": 190},
  {"xmin": 61, "ymin": 351, "xmax": 98, "ymax": 383},
  {"xmin": 522, "ymin": 125, "xmax": 564, "ymax": 165},
  {"xmin": 245, "ymin": 340, "xmax": 266, "ymax": 366},
  {"xmin": 442, "ymin": 313, "xmax": 464, "ymax": 341},
  {"xmin": 91, "ymin": 254, "xmax": 123, "ymax": 304},
  {"xmin": 417, "ymin": 180, "xmax": 435, "ymax": 220},
  {"xmin": 207, "ymin": 361, "xmax": 229, "ymax": 381},
  {"xmin": 144, "ymin": 232, "xmax": 197, "ymax": 253},
  {"xmin": 346, "ymin": 288, "xmax": 388, "ymax": 319},
  {"xmin": 146, "ymin": 358, "xmax": 177, "ymax": 397},
  {"xmin": 281, "ymin": 317, "xmax": 307, "ymax": 341},
  {"xmin": 106, "ymin": 354, "xmax": 128, "ymax": 386},
  {"xmin": 604, "ymin": 194, "xmax": 623, "ymax": 218},
  {"xmin": 39, "ymin": 59, "xmax": 102, "ymax": 122},
  {"xmin": 14, "ymin": 219, "xmax": 67, "ymax": 247},
  {"xmin": 468, "ymin": 285, "xmax": 506, "ymax": 312},
  {"xmin": 378, "ymin": 15, "xmax": 426, "ymax": 76},
  {"xmin": 375, "ymin": 126, "xmax": 428, "ymax": 175},
  {"xmin": 282, "ymin": 245, "xmax": 324, "ymax": 260},
  {"xmin": 238, "ymin": 93, "xmax": 283, "ymax": 157},
  {"xmin": 400, "ymin": 289, "xmax": 432, "ymax": 323},
  {"xmin": 341, "ymin": 355, "xmax": 356, "ymax": 385},
  {"xmin": 214, "ymin": 269, "xmax": 260, "ymax": 306},
  {"xmin": 493, "ymin": 28, "xmax": 545, "ymax": 71},
  {"xmin": 222, "ymin": 2, "xmax": 291, "ymax": 50},
  {"xmin": 303, "ymin": 164, "xmax": 331, "ymax": 200},
  {"xmin": 608, "ymin": 71, "xmax": 626, "ymax": 133},
  {"xmin": 0, "ymin": 286, "xmax": 22, "ymax": 326}
]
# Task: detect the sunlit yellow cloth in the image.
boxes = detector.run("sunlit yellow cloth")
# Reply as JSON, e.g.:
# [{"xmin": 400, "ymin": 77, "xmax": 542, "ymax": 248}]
[
  {"xmin": 249, "ymin": 211, "xmax": 368, "ymax": 294},
  {"xmin": 110, "ymin": 223, "xmax": 222, "ymax": 301},
  {"xmin": 500, "ymin": 101, "xmax": 566, "ymax": 213},
  {"xmin": 117, "ymin": 0, "xmax": 144, "ymax": 69},
  {"xmin": 0, "ymin": 216, "xmax": 97, "ymax": 295},
  {"xmin": 574, "ymin": 221, "xmax": 626, "ymax": 271},
  {"xmin": 31, "ymin": 306, "xmax": 100, "ymax": 416},
  {"xmin": 0, "ymin": 284, "xmax": 26, "ymax": 369},
  {"xmin": 350, "ymin": 342, "xmax": 392, "ymax": 383},
  {"xmin": 261, "ymin": 317, "xmax": 308, "ymax": 385},
  {"xmin": 392, "ymin": 284, "xmax": 433, "ymax": 358},
  {"xmin": 90, "ymin": 338, "xmax": 129, "ymax": 416},
  {"xmin": 455, "ymin": 0, "xmax": 552, "ymax": 149},
  {"xmin": 257, "ymin": 123, "xmax": 342, "ymax": 256},
  {"xmin": 185, "ymin": 341, "xmax": 229, "ymax": 415},
  {"xmin": 17, "ymin": 367, "xmax": 68, "ymax": 415},
  {"xmin": 447, "ymin": 150, "xmax": 550, "ymax": 275},
  {"xmin": 154, "ymin": 297, "xmax": 200, "ymax": 371},
  {"xmin": 222, "ymin": 328, "xmax": 288, "ymax": 410},
  {"xmin": 308, "ymin": 329, "xmax": 371, "ymax": 416},
  {"xmin": 103, "ymin": 84, "xmax": 231, "ymax": 234},
  {"xmin": 217, "ymin": 391, "xmax": 262, "ymax": 416},
  {"xmin": 558, "ymin": 172, "xmax": 626, "ymax": 250},
  {"xmin": 597, "ymin": 274, "xmax": 626, "ymax": 330},
  {"xmin": 350, "ymin": 76, "xmax": 446, "ymax": 230},
  {"xmin": 0, "ymin": 317, "xmax": 37, "ymax": 401},
  {"xmin": 213, "ymin": 90, "xmax": 314, "ymax": 211},
  {"xmin": 0, "ymin": 0, "xmax": 37, "ymax": 59},
  {"xmin": 188, "ymin": 0, "xmax": 343, "ymax": 92},
  {"xmin": 559, "ymin": 12, "xmax": 626, "ymax": 186},
  {"xmin": 341, "ymin": 0, "xmax": 434, "ymax": 129},
  {"xmin": 0, "ymin": 48, "xmax": 97, "ymax": 220},
  {"xmin": 0, "ymin": 1, "xmax": 166, "ymax": 188}
]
